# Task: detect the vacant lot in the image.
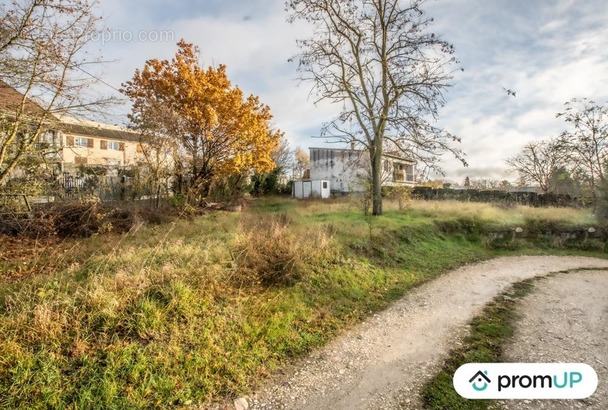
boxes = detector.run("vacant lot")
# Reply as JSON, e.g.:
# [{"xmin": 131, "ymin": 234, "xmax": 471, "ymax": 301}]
[{"xmin": 0, "ymin": 198, "xmax": 604, "ymax": 409}]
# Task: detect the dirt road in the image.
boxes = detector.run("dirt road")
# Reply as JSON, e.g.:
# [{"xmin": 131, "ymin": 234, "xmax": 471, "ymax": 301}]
[
  {"xmin": 246, "ymin": 256, "xmax": 608, "ymax": 410},
  {"xmin": 499, "ymin": 270, "xmax": 608, "ymax": 409}
]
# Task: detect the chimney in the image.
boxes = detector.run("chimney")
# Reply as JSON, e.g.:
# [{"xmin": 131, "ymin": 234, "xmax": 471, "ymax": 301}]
[{"xmin": 350, "ymin": 141, "xmax": 355, "ymax": 150}]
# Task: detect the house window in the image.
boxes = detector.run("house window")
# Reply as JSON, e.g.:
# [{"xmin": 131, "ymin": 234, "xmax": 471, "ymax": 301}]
[
  {"xmin": 383, "ymin": 160, "xmax": 390, "ymax": 172},
  {"xmin": 108, "ymin": 141, "xmax": 120, "ymax": 151},
  {"xmin": 406, "ymin": 164, "xmax": 415, "ymax": 182},
  {"xmin": 38, "ymin": 130, "xmax": 61, "ymax": 147},
  {"xmin": 393, "ymin": 163, "xmax": 405, "ymax": 182},
  {"xmin": 323, "ymin": 181, "xmax": 328, "ymax": 189},
  {"xmin": 74, "ymin": 137, "xmax": 92, "ymax": 148}
]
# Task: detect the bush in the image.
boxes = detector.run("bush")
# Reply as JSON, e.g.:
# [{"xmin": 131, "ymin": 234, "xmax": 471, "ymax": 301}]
[
  {"xmin": 434, "ymin": 217, "xmax": 493, "ymax": 236},
  {"xmin": 232, "ymin": 214, "xmax": 335, "ymax": 286},
  {"xmin": 382, "ymin": 186, "xmax": 412, "ymax": 210},
  {"xmin": 0, "ymin": 202, "xmax": 180, "ymax": 239},
  {"xmin": 596, "ymin": 175, "xmax": 608, "ymax": 222}
]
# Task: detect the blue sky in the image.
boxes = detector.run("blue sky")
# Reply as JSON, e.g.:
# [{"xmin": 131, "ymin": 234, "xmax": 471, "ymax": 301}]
[{"xmin": 88, "ymin": 0, "xmax": 608, "ymax": 182}]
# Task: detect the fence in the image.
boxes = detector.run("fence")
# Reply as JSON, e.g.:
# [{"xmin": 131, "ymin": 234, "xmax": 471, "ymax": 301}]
[{"xmin": 2, "ymin": 173, "xmax": 171, "ymax": 206}]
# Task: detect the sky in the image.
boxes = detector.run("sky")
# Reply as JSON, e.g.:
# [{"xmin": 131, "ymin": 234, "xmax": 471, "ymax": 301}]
[{"xmin": 83, "ymin": 0, "xmax": 608, "ymax": 183}]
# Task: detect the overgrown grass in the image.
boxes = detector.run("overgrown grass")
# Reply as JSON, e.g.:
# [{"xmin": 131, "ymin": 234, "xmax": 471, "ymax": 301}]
[
  {"xmin": 0, "ymin": 197, "xmax": 604, "ymax": 409},
  {"xmin": 407, "ymin": 200, "xmax": 596, "ymax": 225},
  {"xmin": 421, "ymin": 279, "xmax": 538, "ymax": 410}
]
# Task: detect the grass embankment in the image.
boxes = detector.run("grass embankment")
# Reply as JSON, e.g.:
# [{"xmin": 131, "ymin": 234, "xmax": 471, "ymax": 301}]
[
  {"xmin": 421, "ymin": 279, "xmax": 537, "ymax": 410},
  {"xmin": 0, "ymin": 198, "xmax": 603, "ymax": 409}
]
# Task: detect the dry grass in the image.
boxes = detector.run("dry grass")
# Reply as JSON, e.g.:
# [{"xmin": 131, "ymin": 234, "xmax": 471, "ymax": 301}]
[
  {"xmin": 253, "ymin": 197, "xmax": 596, "ymax": 226},
  {"xmin": 0, "ymin": 197, "xmax": 603, "ymax": 409},
  {"xmin": 405, "ymin": 200, "xmax": 596, "ymax": 225},
  {"xmin": 232, "ymin": 213, "xmax": 335, "ymax": 286}
]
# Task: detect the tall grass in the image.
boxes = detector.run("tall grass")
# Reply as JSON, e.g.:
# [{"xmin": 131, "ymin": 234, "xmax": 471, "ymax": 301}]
[
  {"xmin": 406, "ymin": 200, "xmax": 596, "ymax": 225},
  {"xmin": 0, "ymin": 197, "xmax": 602, "ymax": 408}
]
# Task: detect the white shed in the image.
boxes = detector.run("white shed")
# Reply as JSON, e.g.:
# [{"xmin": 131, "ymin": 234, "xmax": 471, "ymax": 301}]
[{"xmin": 292, "ymin": 180, "xmax": 331, "ymax": 199}]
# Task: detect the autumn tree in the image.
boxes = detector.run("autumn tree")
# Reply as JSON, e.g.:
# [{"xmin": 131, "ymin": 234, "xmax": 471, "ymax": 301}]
[
  {"xmin": 0, "ymin": 0, "xmax": 103, "ymax": 186},
  {"xmin": 287, "ymin": 0, "xmax": 465, "ymax": 215},
  {"xmin": 271, "ymin": 135, "xmax": 294, "ymax": 173},
  {"xmin": 122, "ymin": 40, "xmax": 282, "ymax": 201},
  {"xmin": 557, "ymin": 98, "xmax": 608, "ymax": 199},
  {"xmin": 506, "ymin": 139, "xmax": 567, "ymax": 193}
]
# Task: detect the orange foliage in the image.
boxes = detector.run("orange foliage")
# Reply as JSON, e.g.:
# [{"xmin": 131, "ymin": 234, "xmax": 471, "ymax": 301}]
[{"xmin": 122, "ymin": 40, "xmax": 282, "ymax": 196}]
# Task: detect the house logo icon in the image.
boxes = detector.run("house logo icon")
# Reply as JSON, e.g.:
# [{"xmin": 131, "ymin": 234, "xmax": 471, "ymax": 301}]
[{"xmin": 469, "ymin": 370, "xmax": 491, "ymax": 391}]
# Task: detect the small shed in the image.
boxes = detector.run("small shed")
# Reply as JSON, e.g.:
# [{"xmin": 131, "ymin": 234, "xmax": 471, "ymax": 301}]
[{"xmin": 292, "ymin": 180, "xmax": 330, "ymax": 199}]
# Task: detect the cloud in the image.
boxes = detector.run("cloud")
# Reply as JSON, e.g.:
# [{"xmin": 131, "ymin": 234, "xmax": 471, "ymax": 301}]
[
  {"xmin": 84, "ymin": 0, "xmax": 608, "ymax": 182},
  {"xmin": 426, "ymin": 0, "xmax": 608, "ymax": 180},
  {"xmin": 87, "ymin": 0, "xmax": 337, "ymax": 149}
]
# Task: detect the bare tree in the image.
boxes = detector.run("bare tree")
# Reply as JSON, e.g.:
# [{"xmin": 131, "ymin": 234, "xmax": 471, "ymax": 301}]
[
  {"xmin": 287, "ymin": 0, "xmax": 466, "ymax": 215},
  {"xmin": 469, "ymin": 178, "xmax": 500, "ymax": 191},
  {"xmin": 293, "ymin": 147, "xmax": 310, "ymax": 179},
  {"xmin": 0, "ymin": 0, "xmax": 105, "ymax": 186},
  {"xmin": 557, "ymin": 98, "xmax": 608, "ymax": 199},
  {"xmin": 272, "ymin": 135, "xmax": 294, "ymax": 173},
  {"xmin": 506, "ymin": 139, "xmax": 567, "ymax": 193}
]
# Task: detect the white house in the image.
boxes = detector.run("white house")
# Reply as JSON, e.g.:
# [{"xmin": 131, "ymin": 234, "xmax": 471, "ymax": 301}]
[{"xmin": 309, "ymin": 147, "xmax": 416, "ymax": 194}]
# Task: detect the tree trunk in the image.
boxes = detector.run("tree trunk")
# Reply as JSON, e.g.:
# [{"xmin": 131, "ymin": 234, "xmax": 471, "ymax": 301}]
[{"xmin": 371, "ymin": 147, "xmax": 383, "ymax": 216}]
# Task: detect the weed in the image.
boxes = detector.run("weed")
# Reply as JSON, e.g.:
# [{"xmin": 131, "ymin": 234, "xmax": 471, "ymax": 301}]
[
  {"xmin": 232, "ymin": 214, "xmax": 335, "ymax": 286},
  {"xmin": 0, "ymin": 197, "xmax": 604, "ymax": 408}
]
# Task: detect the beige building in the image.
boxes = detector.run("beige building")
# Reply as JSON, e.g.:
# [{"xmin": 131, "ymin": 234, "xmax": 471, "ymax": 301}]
[
  {"xmin": 53, "ymin": 117, "xmax": 146, "ymax": 173},
  {"xmin": 1, "ymin": 80, "xmax": 149, "ymax": 177}
]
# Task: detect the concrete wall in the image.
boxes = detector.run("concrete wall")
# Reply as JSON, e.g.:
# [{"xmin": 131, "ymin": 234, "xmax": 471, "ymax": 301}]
[
  {"xmin": 309, "ymin": 148, "xmax": 368, "ymax": 193},
  {"xmin": 309, "ymin": 148, "xmax": 416, "ymax": 193},
  {"xmin": 293, "ymin": 180, "xmax": 331, "ymax": 199}
]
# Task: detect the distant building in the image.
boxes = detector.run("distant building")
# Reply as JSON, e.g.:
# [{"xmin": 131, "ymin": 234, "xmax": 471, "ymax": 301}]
[
  {"xmin": 309, "ymin": 147, "xmax": 416, "ymax": 194},
  {"xmin": 0, "ymin": 80, "xmax": 150, "ymax": 178},
  {"xmin": 52, "ymin": 117, "xmax": 147, "ymax": 174}
]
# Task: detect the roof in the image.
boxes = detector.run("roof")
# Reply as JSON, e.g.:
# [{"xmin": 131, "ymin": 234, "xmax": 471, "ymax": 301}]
[
  {"xmin": 0, "ymin": 79, "xmax": 56, "ymax": 119},
  {"xmin": 0, "ymin": 80, "xmax": 143, "ymax": 142},
  {"xmin": 309, "ymin": 147, "xmax": 415, "ymax": 164},
  {"xmin": 60, "ymin": 122, "xmax": 143, "ymax": 142}
]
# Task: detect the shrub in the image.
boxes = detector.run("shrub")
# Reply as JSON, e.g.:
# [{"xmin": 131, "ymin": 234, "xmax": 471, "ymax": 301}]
[
  {"xmin": 0, "ymin": 202, "xmax": 176, "ymax": 238},
  {"xmin": 434, "ymin": 217, "xmax": 493, "ymax": 236},
  {"xmin": 232, "ymin": 214, "xmax": 335, "ymax": 286},
  {"xmin": 382, "ymin": 186, "xmax": 412, "ymax": 210},
  {"xmin": 596, "ymin": 174, "xmax": 608, "ymax": 222}
]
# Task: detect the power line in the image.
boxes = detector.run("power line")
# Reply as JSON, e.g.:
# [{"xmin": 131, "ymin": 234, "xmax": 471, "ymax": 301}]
[{"xmin": 75, "ymin": 65, "xmax": 123, "ymax": 94}]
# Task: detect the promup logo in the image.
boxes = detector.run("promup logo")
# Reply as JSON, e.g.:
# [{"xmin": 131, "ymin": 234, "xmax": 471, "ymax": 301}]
[
  {"xmin": 469, "ymin": 370, "xmax": 491, "ymax": 392},
  {"xmin": 454, "ymin": 363, "xmax": 598, "ymax": 400}
]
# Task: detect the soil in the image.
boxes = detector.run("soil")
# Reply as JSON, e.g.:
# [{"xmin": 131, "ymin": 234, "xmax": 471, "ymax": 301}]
[{"xmin": 241, "ymin": 256, "xmax": 608, "ymax": 410}]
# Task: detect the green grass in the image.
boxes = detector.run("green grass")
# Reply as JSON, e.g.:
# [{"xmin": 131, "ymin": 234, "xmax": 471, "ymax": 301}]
[
  {"xmin": 421, "ymin": 280, "xmax": 538, "ymax": 410},
  {"xmin": 0, "ymin": 197, "xmax": 605, "ymax": 409}
]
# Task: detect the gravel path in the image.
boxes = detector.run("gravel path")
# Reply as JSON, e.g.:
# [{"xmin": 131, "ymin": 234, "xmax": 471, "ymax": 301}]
[
  {"xmin": 498, "ymin": 269, "xmax": 608, "ymax": 410},
  {"xmin": 244, "ymin": 256, "xmax": 608, "ymax": 410}
]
